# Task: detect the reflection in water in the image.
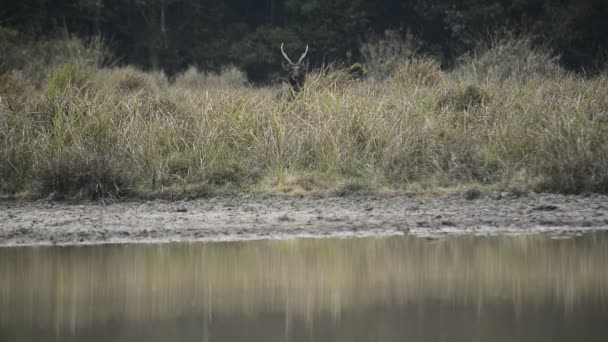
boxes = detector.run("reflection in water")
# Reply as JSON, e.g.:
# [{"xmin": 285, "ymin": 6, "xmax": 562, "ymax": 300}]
[{"xmin": 1, "ymin": 234, "xmax": 607, "ymax": 341}]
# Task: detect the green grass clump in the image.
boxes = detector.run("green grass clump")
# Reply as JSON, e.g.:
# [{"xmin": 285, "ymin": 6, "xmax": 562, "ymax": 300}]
[{"xmin": 1, "ymin": 35, "xmax": 607, "ymax": 199}]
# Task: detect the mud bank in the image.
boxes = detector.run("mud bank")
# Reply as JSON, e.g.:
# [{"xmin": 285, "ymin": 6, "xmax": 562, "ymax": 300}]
[{"xmin": 1, "ymin": 193, "xmax": 608, "ymax": 246}]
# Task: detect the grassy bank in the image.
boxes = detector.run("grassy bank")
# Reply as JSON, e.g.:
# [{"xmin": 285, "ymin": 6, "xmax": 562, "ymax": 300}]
[{"xmin": 1, "ymin": 36, "xmax": 607, "ymax": 199}]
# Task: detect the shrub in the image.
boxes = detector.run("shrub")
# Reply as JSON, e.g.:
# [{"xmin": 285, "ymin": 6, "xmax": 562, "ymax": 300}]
[
  {"xmin": 455, "ymin": 34, "xmax": 563, "ymax": 82},
  {"xmin": 360, "ymin": 30, "xmax": 423, "ymax": 79},
  {"xmin": 347, "ymin": 63, "xmax": 368, "ymax": 80},
  {"xmin": 34, "ymin": 146, "xmax": 129, "ymax": 199},
  {"xmin": 1, "ymin": 34, "xmax": 112, "ymax": 83}
]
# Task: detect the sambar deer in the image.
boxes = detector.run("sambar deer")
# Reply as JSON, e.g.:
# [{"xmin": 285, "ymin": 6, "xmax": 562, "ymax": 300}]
[{"xmin": 280, "ymin": 43, "xmax": 309, "ymax": 94}]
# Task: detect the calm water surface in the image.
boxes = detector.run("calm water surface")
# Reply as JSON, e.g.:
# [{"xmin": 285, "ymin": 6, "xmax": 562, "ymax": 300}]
[{"xmin": 1, "ymin": 234, "xmax": 607, "ymax": 342}]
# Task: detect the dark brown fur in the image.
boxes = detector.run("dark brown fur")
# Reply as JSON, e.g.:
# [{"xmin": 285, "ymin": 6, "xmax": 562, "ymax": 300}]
[{"xmin": 281, "ymin": 43, "xmax": 309, "ymax": 94}]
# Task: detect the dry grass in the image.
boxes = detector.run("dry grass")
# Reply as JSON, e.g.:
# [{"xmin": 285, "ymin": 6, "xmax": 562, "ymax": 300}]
[{"xmin": 1, "ymin": 36, "xmax": 607, "ymax": 199}]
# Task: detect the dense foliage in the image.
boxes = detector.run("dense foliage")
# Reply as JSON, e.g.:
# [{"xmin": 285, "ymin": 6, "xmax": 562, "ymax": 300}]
[{"xmin": 1, "ymin": 0, "xmax": 607, "ymax": 81}]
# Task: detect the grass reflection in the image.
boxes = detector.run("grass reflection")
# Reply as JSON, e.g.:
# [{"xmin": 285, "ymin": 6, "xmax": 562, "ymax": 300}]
[{"xmin": 1, "ymin": 234, "xmax": 607, "ymax": 329}]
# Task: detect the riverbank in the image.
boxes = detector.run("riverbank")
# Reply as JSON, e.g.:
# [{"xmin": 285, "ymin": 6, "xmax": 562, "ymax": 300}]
[
  {"xmin": 3, "ymin": 36, "xmax": 608, "ymax": 200},
  {"xmin": 1, "ymin": 192, "xmax": 607, "ymax": 246}
]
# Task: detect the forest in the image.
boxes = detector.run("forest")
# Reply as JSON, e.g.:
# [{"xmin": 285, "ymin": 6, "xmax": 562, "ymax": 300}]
[{"xmin": 2, "ymin": 0, "xmax": 607, "ymax": 80}]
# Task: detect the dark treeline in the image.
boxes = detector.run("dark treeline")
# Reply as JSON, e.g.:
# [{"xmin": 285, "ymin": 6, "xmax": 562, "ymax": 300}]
[{"xmin": 1, "ymin": 0, "xmax": 607, "ymax": 81}]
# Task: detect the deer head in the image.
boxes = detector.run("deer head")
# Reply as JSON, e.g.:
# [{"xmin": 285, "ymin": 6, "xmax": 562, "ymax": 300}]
[{"xmin": 281, "ymin": 43, "xmax": 309, "ymax": 93}]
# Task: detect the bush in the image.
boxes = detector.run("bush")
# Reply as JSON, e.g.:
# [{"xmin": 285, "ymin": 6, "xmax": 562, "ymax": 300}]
[
  {"xmin": 455, "ymin": 34, "xmax": 563, "ymax": 82},
  {"xmin": 1, "ymin": 34, "xmax": 112, "ymax": 83},
  {"xmin": 34, "ymin": 146, "xmax": 129, "ymax": 199},
  {"xmin": 360, "ymin": 30, "xmax": 423, "ymax": 79}
]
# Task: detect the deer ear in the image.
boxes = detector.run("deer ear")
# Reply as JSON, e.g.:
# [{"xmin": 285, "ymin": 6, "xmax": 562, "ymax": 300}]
[
  {"xmin": 304, "ymin": 60, "xmax": 309, "ymax": 70},
  {"xmin": 282, "ymin": 61, "xmax": 290, "ymax": 70}
]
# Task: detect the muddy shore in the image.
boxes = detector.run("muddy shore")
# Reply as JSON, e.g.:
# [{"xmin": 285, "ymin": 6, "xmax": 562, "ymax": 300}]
[{"xmin": 1, "ymin": 192, "xmax": 607, "ymax": 246}]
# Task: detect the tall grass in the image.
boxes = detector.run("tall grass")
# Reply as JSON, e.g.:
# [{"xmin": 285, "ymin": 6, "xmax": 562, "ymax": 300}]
[
  {"xmin": 454, "ymin": 33, "xmax": 563, "ymax": 82},
  {"xmin": 360, "ymin": 29, "xmax": 423, "ymax": 79},
  {"xmin": 1, "ymin": 35, "xmax": 607, "ymax": 198},
  {"xmin": 174, "ymin": 65, "xmax": 247, "ymax": 90},
  {"xmin": 0, "ymin": 34, "xmax": 112, "ymax": 84}
]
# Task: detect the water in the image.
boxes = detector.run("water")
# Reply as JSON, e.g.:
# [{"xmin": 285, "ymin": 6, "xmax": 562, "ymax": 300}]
[{"xmin": 1, "ymin": 234, "xmax": 607, "ymax": 342}]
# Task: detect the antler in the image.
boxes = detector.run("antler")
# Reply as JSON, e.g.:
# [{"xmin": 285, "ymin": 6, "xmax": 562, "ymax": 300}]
[
  {"xmin": 297, "ymin": 44, "xmax": 309, "ymax": 64},
  {"xmin": 280, "ymin": 43, "xmax": 294, "ymax": 65}
]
